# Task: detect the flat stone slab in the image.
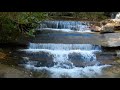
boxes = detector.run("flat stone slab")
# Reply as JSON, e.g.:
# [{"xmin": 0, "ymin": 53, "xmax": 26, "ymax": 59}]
[
  {"xmin": 102, "ymin": 33, "xmax": 120, "ymax": 47},
  {"xmin": 34, "ymin": 30, "xmax": 120, "ymax": 47},
  {"xmin": 0, "ymin": 64, "xmax": 31, "ymax": 78}
]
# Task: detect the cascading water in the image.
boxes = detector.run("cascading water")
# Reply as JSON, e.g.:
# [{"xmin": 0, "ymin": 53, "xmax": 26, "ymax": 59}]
[
  {"xmin": 36, "ymin": 21, "xmax": 91, "ymax": 32},
  {"xmin": 115, "ymin": 12, "xmax": 120, "ymax": 19},
  {"xmin": 20, "ymin": 43, "xmax": 109, "ymax": 78},
  {"xmin": 19, "ymin": 20, "xmax": 110, "ymax": 78}
]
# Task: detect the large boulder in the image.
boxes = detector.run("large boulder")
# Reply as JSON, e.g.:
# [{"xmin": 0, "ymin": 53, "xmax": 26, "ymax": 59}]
[
  {"xmin": 100, "ymin": 26, "xmax": 114, "ymax": 34},
  {"xmin": 91, "ymin": 19, "xmax": 120, "ymax": 33},
  {"xmin": 112, "ymin": 19, "xmax": 120, "ymax": 23},
  {"xmin": 96, "ymin": 52, "xmax": 117, "ymax": 65},
  {"xmin": 91, "ymin": 25, "xmax": 101, "ymax": 32},
  {"xmin": 100, "ymin": 19, "xmax": 115, "ymax": 26},
  {"xmin": 100, "ymin": 19, "xmax": 120, "ymax": 25},
  {"xmin": 69, "ymin": 53, "xmax": 97, "ymax": 67},
  {"xmin": 89, "ymin": 24, "xmax": 102, "ymax": 32},
  {"xmin": 101, "ymin": 65, "xmax": 120, "ymax": 78},
  {"xmin": 102, "ymin": 33, "xmax": 120, "ymax": 47},
  {"xmin": 100, "ymin": 19, "xmax": 120, "ymax": 31}
]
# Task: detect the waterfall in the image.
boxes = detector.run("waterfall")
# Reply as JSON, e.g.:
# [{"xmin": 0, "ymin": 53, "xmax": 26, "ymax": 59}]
[
  {"xmin": 18, "ymin": 20, "xmax": 110, "ymax": 78},
  {"xmin": 19, "ymin": 43, "xmax": 109, "ymax": 78},
  {"xmin": 28, "ymin": 43, "xmax": 101, "ymax": 50},
  {"xmin": 115, "ymin": 12, "xmax": 120, "ymax": 19},
  {"xmin": 36, "ymin": 21, "xmax": 91, "ymax": 32}
]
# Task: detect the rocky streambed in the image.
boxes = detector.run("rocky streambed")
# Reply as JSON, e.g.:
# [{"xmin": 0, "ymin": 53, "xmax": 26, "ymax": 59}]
[{"xmin": 1, "ymin": 20, "xmax": 120, "ymax": 78}]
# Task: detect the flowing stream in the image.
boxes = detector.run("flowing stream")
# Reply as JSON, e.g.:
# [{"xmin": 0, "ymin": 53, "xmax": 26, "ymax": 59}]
[
  {"xmin": 18, "ymin": 20, "xmax": 110, "ymax": 78},
  {"xmin": 115, "ymin": 12, "xmax": 120, "ymax": 19}
]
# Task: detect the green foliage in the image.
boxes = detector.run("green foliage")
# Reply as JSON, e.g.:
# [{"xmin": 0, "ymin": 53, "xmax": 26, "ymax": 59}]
[
  {"xmin": 48, "ymin": 12, "xmax": 109, "ymax": 21},
  {"xmin": 16, "ymin": 12, "xmax": 47, "ymax": 36},
  {"xmin": 0, "ymin": 12, "xmax": 111, "ymax": 43},
  {"xmin": 17, "ymin": 12, "xmax": 46, "ymax": 24},
  {"xmin": 0, "ymin": 12, "xmax": 47, "ymax": 42},
  {"xmin": 26, "ymin": 29, "xmax": 35, "ymax": 37}
]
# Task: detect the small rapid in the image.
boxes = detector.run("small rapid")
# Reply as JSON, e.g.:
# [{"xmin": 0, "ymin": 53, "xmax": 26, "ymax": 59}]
[
  {"xmin": 36, "ymin": 20, "xmax": 91, "ymax": 32},
  {"xmin": 115, "ymin": 12, "xmax": 120, "ymax": 19},
  {"xmin": 19, "ymin": 43, "xmax": 109, "ymax": 78},
  {"xmin": 19, "ymin": 20, "xmax": 110, "ymax": 78}
]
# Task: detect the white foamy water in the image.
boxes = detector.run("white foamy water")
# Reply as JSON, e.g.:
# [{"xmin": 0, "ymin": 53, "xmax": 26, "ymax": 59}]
[
  {"xmin": 20, "ymin": 49, "xmax": 98, "ymax": 61},
  {"xmin": 19, "ymin": 42, "xmax": 106, "ymax": 78},
  {"xmin": 37, "ymin": 21, "xmax": 91, "ymax": 32},
  {"xmin": 17, "ymin": 19, "xmax": 112, "ymax": 78},
  {"xmin": 24, "ymin": 63, "xmax": 110, "ymax": 78},
  {"xmin": 115, "ymin": 12, "xmax": 120, "ymax": 19},
  {"xmin": 28, "ymin": 43, "xmax": 101, "ymax": 50},
  {"xmin": 37, "ymin": 28, "xmax": 91, "ymax": 33}
]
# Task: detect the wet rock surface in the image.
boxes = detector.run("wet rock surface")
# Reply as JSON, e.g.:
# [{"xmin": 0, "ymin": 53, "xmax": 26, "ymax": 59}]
[
  {"xmin": 90, "ymin": 19, "xmax": 120, "ymax": 33},
  {"xmin": 0, "ymin": 52, "xmax": 7, "ymax": 59},
  {"xmin": 0, "ymin": 63, "xmax": 31, "ymax": 78},
  {"xmin": 96, "ymin": 52, "xmax": 117, "ymax": 65},
  {"xmin": 102, "ymin": 33, "xmax": 120, "ymax": 47},
  {"xmin": 100, "ymin": 26, "xmax": 114, "ymax": 33},
  {"xmin": 100, "ymin": 64, "xmax": 120, "ymax": 78},
  {"xmin": 1, "ymin": 20, "xmax": 120, "ymax": 78}
]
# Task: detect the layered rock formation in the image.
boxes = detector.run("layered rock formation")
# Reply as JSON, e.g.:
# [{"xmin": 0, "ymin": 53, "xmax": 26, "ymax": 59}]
[{"xmin": 90, "ymin": 19, "xmax": 120, "ymax": 33}]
